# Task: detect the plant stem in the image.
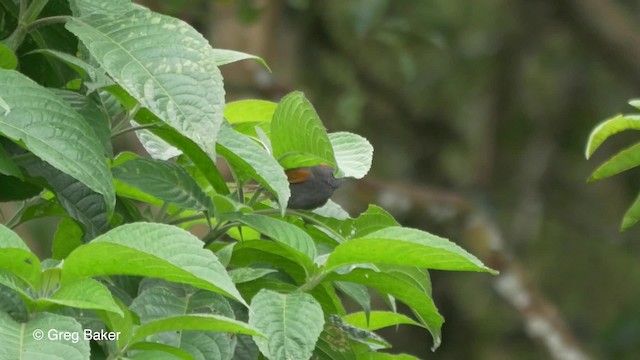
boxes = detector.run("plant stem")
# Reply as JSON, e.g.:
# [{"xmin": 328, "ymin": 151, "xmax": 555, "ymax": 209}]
[
  {"xmin": 111, "ymin": 123, "xmax": 162, "ymax": 139},
  {"xmin": 25, "ymin": 15, "xmax": 69, "ymax": 32},
  {"xmin": 203, "ymin": 222, "xmax": 239, "ymax": 247}
]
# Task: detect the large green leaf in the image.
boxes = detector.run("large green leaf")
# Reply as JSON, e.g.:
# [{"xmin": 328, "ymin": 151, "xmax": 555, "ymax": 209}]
[
  {"xmin": 589, "ymin": 141, "xmax": 640, "ymax": 181},
  {"xmin": 585, "ymin": 114, "xmax": 640, "ymax": 159},
  {"xmin": 329, "ymin": 269, "xmax": 442, "ymax": 350},
  {"xmin": 227, "ymin": 213, "xmax": 316, "ymax": 266},
  {"xmin": 66, "ymin": 8, "xmax": 225, "ymax": 158},
  {"xmin": 129, "ymin": 282, "xmax": 243, "ymax": 359},
  {"xmin": 37, "ymin": 278, "xmax": 123, "ymax": 316},
  {"xmin": 112, "ymin": 157, "xmax": 213, "ymax": 212},
  {"xmin": 249, "ymin": 289, "xmax": 325, "ymax": 360},
  {"xmin": 325, "ymin": 226, "xmax": 496, "ymax": 274},
  {"xmin": 217, "ymin": 123, "xmax": 290, "ymax": 213},
  {"xmin": 0, "ymin": 225, "xmax": 41, "ymax": 290},
  {"xmin": 0, "ymin": 312, "xmax": 89, "ymax": 360},
  {"xmin": 271, "ymin": 91, "xmax": 337, "ymax": 169},
  {"xmin": 0, "ymin": 69, "xmax": 115, "ymax": 213},
  {"xmin": 61, "ymin": 222, "xmax": 246, "ymax": 306},
  {"xmin": 329, "ymin": 132, "xmax": 373, "ymax": 179}
]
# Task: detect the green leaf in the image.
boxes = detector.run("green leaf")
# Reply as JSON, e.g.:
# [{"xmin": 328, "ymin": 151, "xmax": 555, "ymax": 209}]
[
  {"xmin": 335, "ymin": 282, "xmax": 370, "ymax": 321},
  {"xmin": 129, "ymin": 280, "xmax": 238, "ymax": 358},
  {"xmin": 112, "ymin": 157, "xmax": 213, "ymax": 212},
  {"xmin": 231, "ymin": 241, "xmax": 308, "ymax": 284},
  {"xmin": 213, "ymin": 49, "xmax": 270, "ymax": 70},
  {"xmin": 329, "ymin": 269, "xmax": 442, "ymax": 350},
  {"xmin": 0, "ymin": 69, "xmax": 115, "ymax": 214},
  {"xmin": 0, "ymin": 43, "xmax": 18, "ymax": 70},
  {"xmin": 131, "ymin": 314, "xmax": 262, "ymax": 343},
  {"xmin": 0, "ymin": 312, "xmax": 90, "ymax": 359},
  {"xmin": 0, "ymin": 224, "xmax": 41, "ymax": 290},
  {"xmin": 313, "ymin": 200, "xmax": 351, "ymax": 220},
  {"xmin": 249, "ymin": 289, "xmax": 325, "ymax": 360},
  {"xmin": 225, "ymin": 100, "xmax": 277, "ymax": 124},
  {"xmin": 327, "ymin": 315, "xmax": 390, "ymax": 351},
  {"xmin": 271, "ymin": 91, "xmax": 337, "ymax": 169},
  {"xmin": 585, "ymin": 114, "xmax": 640, "ymax": 159},
  {"xmin": 97, "ymin": 296, "xmax": 135, "ymax": 350},
  {"xmin": 329, "ymin": 132, "xmax": 373, "ymax": 179},
  {"xmin": 0, "ymin": 145, "xmax": 22, "ymax": 179},
  {"xmin": 133, "ymin": 108, "xmax": 229, "ymax": 195},
  {"xmin": 217, "ymin": 122, "xmax": 290, "ymax": 213},
  {"xmin": 37, "ymin": 278, "xmax": 123, "ymax": 316},
  {"xmin": 352, "ymin": 205, "xmax": 399, "ymax": 238},
  {"xmin": 27, "ymin": 49, "xmax": 112, "ymax": 87},
  {"xmin": 52, "ymin": 217, "xmax": 84, "ymax": 260},
  {"xmin": 134, "ymin": 121, "xmax": 182, "ymax": 160},
  {"xmin": 232, "ymin": 335, "xmax": 260, "ymax": 360},
  {"xmin": 69, "ymin": 0, "xmax": 135, "ymax": 16},
  {"xmin": 229, "ymin": 268, "xmax": 278, "ymax": 283},
  {"xmin": 343, "ymin": 311, "xmax": 424, "ymax": 331},
  {"xmin": 313, "ymin": 324, "xmax": 357, "ymax": 360},
  {"xmin": 51, "ymin": 89, "xmax": 113, "ymax": 158},
  {"xmin": 66, "ymin": 8, "xmax": 225, "ymax": 158},
  {"xmin": 62, "ymin": 222, "xmax": 246, "ymax": 306},
  {"xmin": 15, "ymin": 156, "xmax": 110, "ymax": 240},
  {"xmin": 0, "ymin": 268, "xmax": 34, "ymax": 301},
  {"xmin": 622, "ymin": 191, "xmax": 640, "ymax": 231},
  {"xmin": 325, "ymin": 226, "xmax": 496, "ymax": 274},
  {"xmin": 228, "ymin": 213, "xmax": 316, "ymax": 265},
  {"xmin": 589, "ymin": 141, "xmax": 640, "ymax": 181}
]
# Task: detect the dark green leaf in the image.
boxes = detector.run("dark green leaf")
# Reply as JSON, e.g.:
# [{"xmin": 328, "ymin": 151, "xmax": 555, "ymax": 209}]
[
  {"xmin": 112, "ymin": 157, "xmax": 213, "ymax": 212},
  {"xmin": 0, "ymin": 69, "xmax": 114, "ymax": 213}
]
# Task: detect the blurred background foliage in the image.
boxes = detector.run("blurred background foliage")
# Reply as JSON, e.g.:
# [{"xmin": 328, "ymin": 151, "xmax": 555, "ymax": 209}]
[{"xmin": 4, "ymin": 0, "xmax": 640, "ymax": 358}]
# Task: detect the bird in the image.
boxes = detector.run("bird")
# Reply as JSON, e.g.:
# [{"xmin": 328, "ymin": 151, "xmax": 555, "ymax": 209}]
[{"xmin": 285, "ymin": 164, "xmax": 343, "ymax": 210}]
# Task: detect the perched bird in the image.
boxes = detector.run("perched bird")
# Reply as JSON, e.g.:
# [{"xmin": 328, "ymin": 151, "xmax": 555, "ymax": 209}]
[{"xmin": 285, "ymin": 164, "xmax": 343, "ymax": 210}]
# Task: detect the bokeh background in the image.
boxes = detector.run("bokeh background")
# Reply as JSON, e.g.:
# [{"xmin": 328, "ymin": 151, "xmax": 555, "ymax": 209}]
[{"xmin": 5, "ymin": 0, "xmax": 640, "ymax": 358}]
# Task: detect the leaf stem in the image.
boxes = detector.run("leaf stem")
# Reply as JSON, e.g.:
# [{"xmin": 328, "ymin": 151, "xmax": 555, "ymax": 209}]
[
  {"xmin": 111, "ymin": 123, "xmax": 162, "ymax": 139},
  {"xmin": 25, "ymin": 15, "xmax": 69, "ymax": 33}
]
